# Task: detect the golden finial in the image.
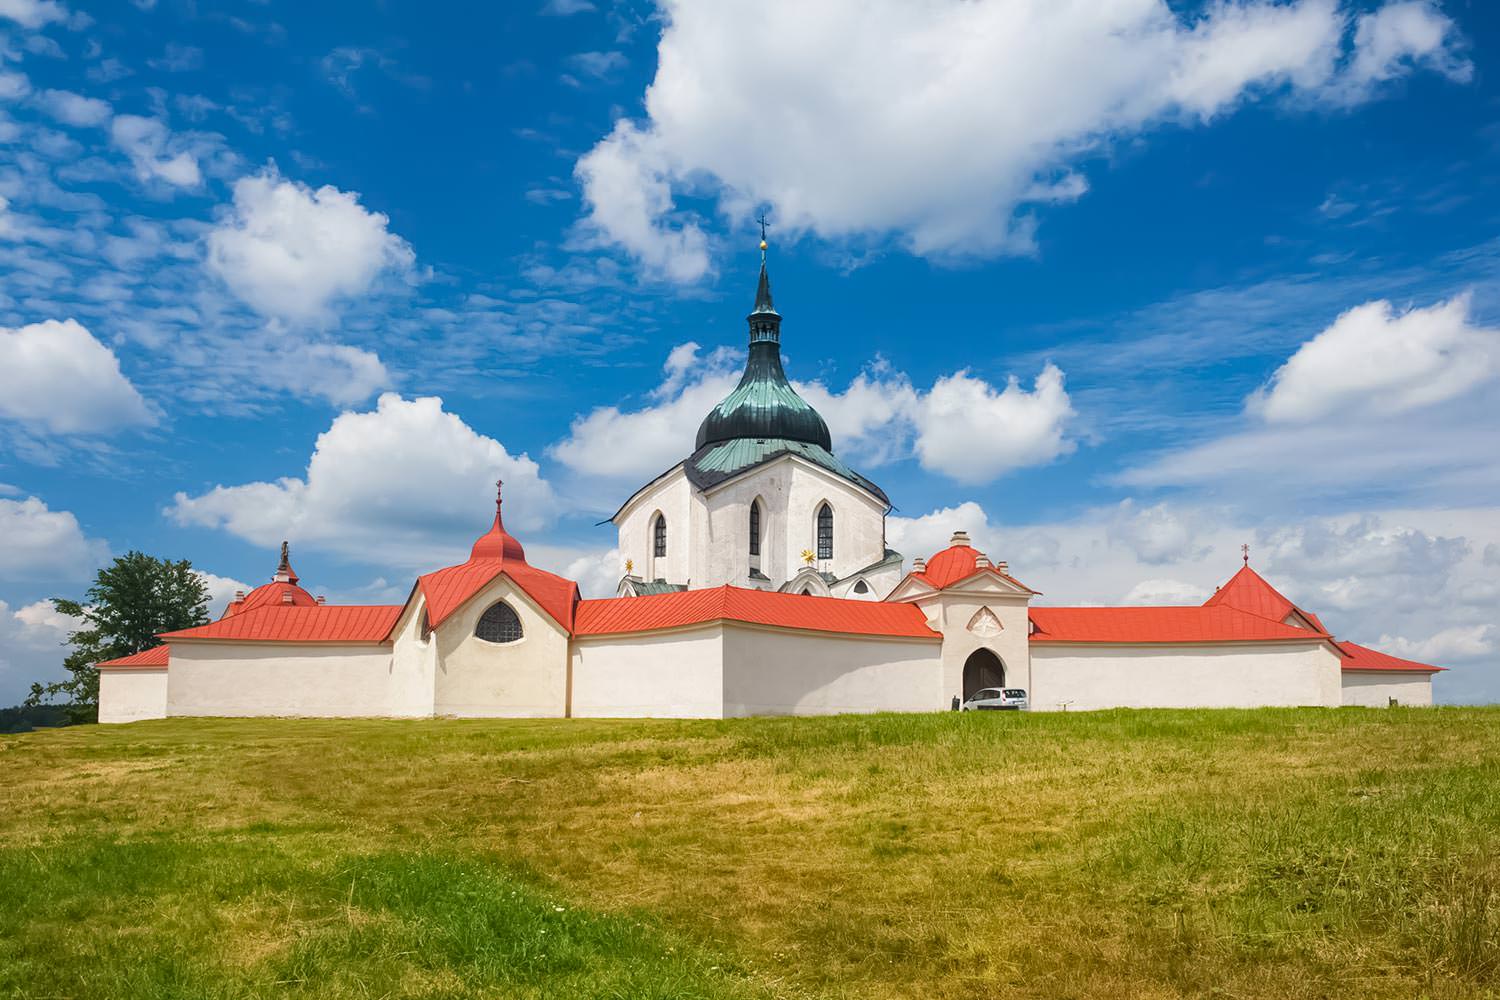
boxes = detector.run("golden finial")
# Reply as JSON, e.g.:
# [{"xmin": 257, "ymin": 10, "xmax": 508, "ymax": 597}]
[
  {"xmin": 801, "ymin": 548, "xmax": 815, "ymax": 565},
  {"xmin": 757, "ymin": 211, "xmax": 770, "ymax": 257},
  {"xmin": 624, "ymin": 558, "xmax": 634, "ymax": 574}
]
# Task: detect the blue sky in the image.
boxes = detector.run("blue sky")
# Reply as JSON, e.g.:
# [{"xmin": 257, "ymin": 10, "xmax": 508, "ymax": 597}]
[{"xmin": 1, "ymin": 0, "xmax": 1498, "ymax": 703}]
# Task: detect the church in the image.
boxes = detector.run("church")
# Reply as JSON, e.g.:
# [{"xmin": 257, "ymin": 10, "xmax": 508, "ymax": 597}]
[{"xmin": 96, "ymin": 253, "xmax": 1444, "ymax": 722}]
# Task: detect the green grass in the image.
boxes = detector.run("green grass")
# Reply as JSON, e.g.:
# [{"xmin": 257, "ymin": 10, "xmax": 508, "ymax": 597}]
[{"xmin": 2, "ymin": 708, "xmax": 1498, "ymax": 998}]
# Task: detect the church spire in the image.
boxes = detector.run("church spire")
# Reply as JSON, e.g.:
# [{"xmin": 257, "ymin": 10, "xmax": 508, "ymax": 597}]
[{"xmin": 748, "ymin": 212, "xmax": 781, "ymax": 344}]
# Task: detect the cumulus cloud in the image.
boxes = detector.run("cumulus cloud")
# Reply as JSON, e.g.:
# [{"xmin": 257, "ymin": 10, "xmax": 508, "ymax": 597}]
[
  {"xmin": 1379, "ymin": 624, "xmax": 1495, "ymax": 663},
  {"xmin": 0, "ymin": 319, "xmax": 155, "ymax": 434},
  {"xmin": 0, "ymin": 598, "xmax": 79, "ymax": 706},
  {"xmin": 1122, "ymin": 579, "xmax": 1213, "ymax": 605},
  {"xmin": 1107, "ymin": 500, "xmax": 1212, "ymax": 565},
  {"xmin": 206, "ymin": 167, "xmax": 415, "ymax": 322},
  {"xmin": 34, "ymin": 88, "xmax": 111, "ymax": 127},
  {"xmin": 0, "ymin": 495, "xmax": 108, "ymax": 581},
  {"xmin": 0, "ymin": 0, "xmax": 68, "ymax": 30},
  {"xmin": 169, "ymin": 393, "xmax": 556, "ymax": 569},
  {"xmin": 550, "ymin": 344, "xmax": 1075, "ymax": 485},
  {"xmin": 1124, "ymin": 294, "xmax": 1500, "ymax": 504},
  {"xmin": 913, "ymin": 365, "xmax": 1075, "ymax": 484},
  {"xmin": 575, "ymin": 0, "xmax": 1469, "ymax": 280},
  {"xmin": 195, "ymin": 570, "xmax": 252, "ymax": 617},
  {"xmin": 1253, "ymin": 295, "xmax": 1497, "ymax": 423}
]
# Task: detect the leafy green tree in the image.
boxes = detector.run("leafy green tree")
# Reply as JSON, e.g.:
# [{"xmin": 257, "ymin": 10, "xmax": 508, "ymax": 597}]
[{"xmin": 26, "ymin": 552, "xmax": 210, "ymax": 723}]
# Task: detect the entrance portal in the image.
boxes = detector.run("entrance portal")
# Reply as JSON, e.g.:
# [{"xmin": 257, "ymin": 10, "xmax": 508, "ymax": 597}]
[{"xmin": 962, "ymin": 648, "xmax": 1005, "ymax": 700}]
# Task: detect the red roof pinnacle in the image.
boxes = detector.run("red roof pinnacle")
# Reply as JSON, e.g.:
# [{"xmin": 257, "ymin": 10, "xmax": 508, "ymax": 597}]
[
  {"xmin": 469, "ymin": 478, "xmax": 526, "ymax": 562},
  {"xmin": 274, "ymin": 540, "xmax": 299, "ymax": 584}
]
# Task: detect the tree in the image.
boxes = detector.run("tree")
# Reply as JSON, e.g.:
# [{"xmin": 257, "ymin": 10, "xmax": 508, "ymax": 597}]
[{"xmin": 26, "ymin": 552, "xmax": 210, "ymax": 723}]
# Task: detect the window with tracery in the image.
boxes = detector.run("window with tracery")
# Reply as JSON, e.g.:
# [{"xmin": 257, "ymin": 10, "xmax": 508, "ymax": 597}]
[{"xmin": 475, "ymin": 601, "xmax": 523, "ymax": 644}]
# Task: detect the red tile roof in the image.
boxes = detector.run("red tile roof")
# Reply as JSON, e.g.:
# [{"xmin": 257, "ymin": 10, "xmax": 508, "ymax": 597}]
[
  {"xmin": 413, "ymin": 507, "xmax": 579, "ymax": 632},
  {"xmin": 1203, "ymin": 564, "xmax": 1299, "ymax": 623},
  {"xmin": 97, "ymin": 644, "xmax": 170, "ymax": 668},
  {"xmin": 160, "ymin": 605, "xmax": 402, "ymax": 643},
  {"xmin": 1028, "ymin": 605, "xmax": 1323, "ymax": 644},
  {"xmin": 222, "ymin": 580, "xmax": 319, "ymax": 618},
  {"xmin": 1337, "ymin": 641, "xmax": 1444, "ymax": 672},
  {"xmin": 575, "ymin": 585, "xmax": 940, "ymax": 639},
  {"xmin": 912, "ymin": 542, "xmax": 1037, "ymax": 593}
]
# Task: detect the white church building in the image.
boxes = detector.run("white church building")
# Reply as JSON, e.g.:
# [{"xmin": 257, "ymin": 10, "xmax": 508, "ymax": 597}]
[{"xmin": 97, "ymin": 256, "xmax": 1443, "ymax": 722}]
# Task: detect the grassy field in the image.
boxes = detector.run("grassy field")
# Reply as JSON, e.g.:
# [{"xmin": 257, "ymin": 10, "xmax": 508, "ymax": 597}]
[{"xmin": 2, "ymin": 708, "xmax": 1498, "ymax": 999}]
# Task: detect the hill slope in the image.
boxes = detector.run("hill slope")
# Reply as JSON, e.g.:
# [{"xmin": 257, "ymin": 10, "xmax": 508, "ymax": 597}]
[{"xmin": 2, "ymin": 709, "xmax": 1497, "ymax": 999}]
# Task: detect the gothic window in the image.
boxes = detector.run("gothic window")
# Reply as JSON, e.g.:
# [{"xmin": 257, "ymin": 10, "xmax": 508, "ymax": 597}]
[
  {"xmin": 653, "ymin": 514, "xmax": 667, "ymax": 558},
  {"xmin": 749, "ymin": 502, "xmax": 762, "ymax": 557},
  {"xmin": 475, "ymin": 601, "xmax": 523, "ymax": 644},
  {"xmin": 853, "ymin": 579, "xmax": 869, "ymax": 595},
  {"xmin": 816, "ymin": 503, "xmax": 834, "ymax": 560}
]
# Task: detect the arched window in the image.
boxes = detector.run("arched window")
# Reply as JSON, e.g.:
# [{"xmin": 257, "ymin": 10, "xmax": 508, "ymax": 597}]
[
  {"xmin": 653, "ymin": 514, "xmax": 667, "ymax": 558},
  {"xmin": 852, "ymin": 579, "xmax": 869, "ymax": 595},
  {"xmin": 816, "ymin": 503, "xmax": 834, "ymax": 560},
  {"xmin": 475, "ymin": 601, "xmax": 523, "ymax": 644},
  {"xmin": 749, "ymin": 501, "xmax": 762, "ymax": 557}
]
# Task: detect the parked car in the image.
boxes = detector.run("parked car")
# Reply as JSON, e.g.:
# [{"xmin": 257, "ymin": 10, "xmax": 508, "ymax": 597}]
[{"xmin": 961, "ymin": 688, "xmax": 1029, "ymax": 711}]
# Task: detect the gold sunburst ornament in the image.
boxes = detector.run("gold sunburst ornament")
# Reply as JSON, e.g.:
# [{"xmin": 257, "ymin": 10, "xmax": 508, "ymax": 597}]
[
  {"xmin": 801, "ymin": 549, "xmax": 815, "ymax": 565},
  {"xmin": 624, "ymin": 558, "xmax": 634, "ymax": 573}
]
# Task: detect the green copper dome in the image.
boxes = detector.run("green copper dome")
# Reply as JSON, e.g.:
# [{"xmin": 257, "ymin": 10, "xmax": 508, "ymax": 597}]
[{"xmin": 694, "ymin": 262, "xmax": 833, "ymax": 452}]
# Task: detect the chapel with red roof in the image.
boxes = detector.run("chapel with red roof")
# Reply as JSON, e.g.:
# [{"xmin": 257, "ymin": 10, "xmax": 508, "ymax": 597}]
[{"xmin": 96, "ymin": 251, "xmax": 1443, "ymax": 722}]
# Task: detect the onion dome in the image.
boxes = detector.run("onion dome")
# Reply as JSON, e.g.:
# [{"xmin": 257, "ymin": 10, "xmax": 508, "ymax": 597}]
[
  {"xmin": 469, "ymin": 479, "xmax": 527, "ymax": 562},
  {"xmin": 694, "ymin": 256, "xmax": 833, "ymax": 451}
]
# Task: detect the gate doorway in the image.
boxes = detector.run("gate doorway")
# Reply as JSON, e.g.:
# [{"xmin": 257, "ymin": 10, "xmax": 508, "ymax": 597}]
[{"xmin": 962, "ymin": 648, "xmax": 1005, "ymax": 701}]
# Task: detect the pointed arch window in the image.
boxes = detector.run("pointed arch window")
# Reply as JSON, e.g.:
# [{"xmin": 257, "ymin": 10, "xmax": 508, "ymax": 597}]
[
  {"xmin": 653, "ymin": 514, "xmax": 667, "ymax": 558},
  {"xmin": 475, "ymin": 601, "xmax": 523, "ymax": 644},
  {"xmin": 749, "ymin": 501, "xmax": 762, "ymax": 557},
  {"xmin": 816, "ymin": 503, "xmax": 834, "ymax": 560}
]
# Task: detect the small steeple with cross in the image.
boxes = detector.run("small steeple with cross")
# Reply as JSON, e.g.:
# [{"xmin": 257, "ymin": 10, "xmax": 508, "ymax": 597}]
[
  {"xmin": 1241, "ymin": 542, "xmax": 1250, "ymax": 565},
  {"xmin": 756, "ymin": 210, "xmax": 770, "ymax": 261}
]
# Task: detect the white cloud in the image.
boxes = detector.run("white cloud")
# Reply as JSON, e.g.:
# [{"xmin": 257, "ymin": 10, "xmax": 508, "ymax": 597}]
[
  {"xmin": 541, "ymin": 0, "xmax": 595, "ymax": 14},
  {"xmin": 207, "ymin": 167, "xmax": 415, "ymax": 322},
  {"xmin": 559, "ymin": 545, "xmax": 622, "ymax": 599},
  {"xmin": 548, "ymin": 342, "xmax": 739, "ymax": 479},
  {"xmin": 1122, "ymin": 579, "xmax": 1212, "ymax": 605},
  {"xmin": 1124, "ymin": 294, "xmax": 1500, "ymax": 504},
  {"xmin": 1326, "ymin": 0, "xmax": 1471, "ymax": 105},
  {"xmin": 0, "ymin": 69, "xmax": 30, "ymax": 101},
  {"xmin": 0, "ymin": 0, "xmax": 67, "ymax": 30},
  {"xmin": 1379, "ymin": 624, "xmax": 1495, "ymax": 664},
  {"xmin": 550, "ymin": 345, "xmax": 1075, "ymax": 486},
  {"xmin": 0, "ymin": 495, "xmax": 108, "ymax": 582},
  {"xmin": 912, "ymin": 365, "xmax": 1075, "ymax": 484},
  {"xmin": 110, "ymin": 114, "xmax": 202, "ymax": 187},
  {"xmin": 575, "ymin": 0, "xmax": 1469, "ymax": 281},
  {"xmin": 1107, "ymin": 500, "xmax": 1210, "ymax": 565},
  {"xmin": 0, "ymin": 597, "xmax": 79, "ymax": 706},
  {"xmin": 169, "ymin": 393, "xmax": 556, "ymax": 569},
  {"xmin": 1253, "ymin": 295, "xmax": 1497, "ymax": 424},
  {"xmin": 195, "ymin": 570, "xmax": 252, "ymax": 617},
  {"xmin": 566, "ymin": 50, "xmax": 626, "ymax": 81},
  {"xmin": 0, "ymin": 319, "xmax": 155, "ymax": 434},
  {"xmin": 35, "ymin": 88, "xmax": 111, "ymax": 127},
  {"xmin": 246, "ymin": 338, "xmax": 389, "ymax": 407},
  {"xmin": 885, "ymin": 501, "xmax": 998, "ymax": 563}
]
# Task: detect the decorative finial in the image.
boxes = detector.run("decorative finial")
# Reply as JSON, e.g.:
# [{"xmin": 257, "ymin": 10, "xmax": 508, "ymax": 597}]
[
  {"xmin": 624, "ymin": 558, "xmax": 634, "ymax": 574},
  {"xmin": 1242, "ymin": 542, "xmax": 1250, "ymax": 565},
  {"xmin": 274, "ymin": 540, "xmax": 298, "ymax": 584},
  {"xmin": 757, "ymin": 210, "xmax": 770, "ymax": 257},
  {"xmin": 495, "ymin": 478, "xmax": 504, "ymax": 512},
  {"xmin": 280, "ymin": 540, "xmax": 289, "ymax": 566}
]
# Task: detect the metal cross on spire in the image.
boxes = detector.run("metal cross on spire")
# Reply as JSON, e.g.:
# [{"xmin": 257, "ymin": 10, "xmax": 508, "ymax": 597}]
[
  {"xmin": 756, "ymin": 210, "xmax": 770, "ymax": 261},
  {"xmin": 1242, "ymin": 543, "xmax": 1250, "ymax": 565},
  {"xmin": 495, "ymin": 478, "xmax": 504, "ymax": 511}
]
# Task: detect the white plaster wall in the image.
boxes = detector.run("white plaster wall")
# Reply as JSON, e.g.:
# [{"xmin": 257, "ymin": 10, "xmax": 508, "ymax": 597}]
[
  {"xmin": 780, "ymin": 461, "xmax": 888, "ymax": 586},
  {"xmin": 1341, "ymin": 670, "xmax": 1434, "ymax": 707},
  {"xmin": 615, "ymin": 469, "xmax": 694, "ymax": 585},
  {"xmin": 720, "ymin": 625, "xmax": 943, "ymax": 716},
  {"xmin": 98, "ymin": 669, "xmax": 168, "ymax": 723},
  {"xmin": 432, "ymin": 575, "xmax": 570, "ymax": 718},
  {"xmin": 570, "ymin": 626, "xmax": 725, "ymax": 717},
  {"xmin": 166, "ymin": 641, "xmax": 396, "ymax": 717},
  {"xmin": 387, "ymin": 596, "xmax": 438, "ymax": 717},
  {"xmin": 1029, "ymin": 642, "xmax": 1343, "ymax": 711}
]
